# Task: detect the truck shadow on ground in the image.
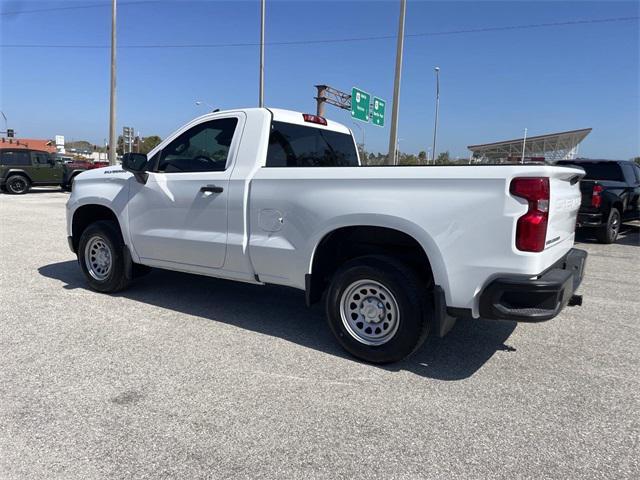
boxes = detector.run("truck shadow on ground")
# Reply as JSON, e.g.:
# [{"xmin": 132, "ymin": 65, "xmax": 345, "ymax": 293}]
[
  {"xmin": 575, "ymin": 223, "xmax": 639, "ymax": 247},
  {"xmin": 39, "ymin": 261, "xmax": 517, "ymax": 381}
]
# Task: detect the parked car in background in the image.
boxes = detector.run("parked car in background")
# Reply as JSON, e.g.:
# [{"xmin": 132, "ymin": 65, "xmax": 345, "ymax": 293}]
[
  {"xmin": 0, "ymin": 149, "xmax": 86, "ymax": 194},
  {"xmin": 66, "ymin": 108, "xmax": 586, "ymax": 363},
  {"xmin": 557, "ymin": 159, "xmax": 640, "ymax": 243}
]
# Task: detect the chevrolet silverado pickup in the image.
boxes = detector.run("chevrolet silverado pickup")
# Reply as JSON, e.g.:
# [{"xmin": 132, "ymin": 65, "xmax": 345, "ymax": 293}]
[
  {"xmin": 557, "ymin": 159, "xmax": 640, "ymax": 243},
  {"xmin": 66, "ymin": 108, "xmax": 587, "ymax": 363}
]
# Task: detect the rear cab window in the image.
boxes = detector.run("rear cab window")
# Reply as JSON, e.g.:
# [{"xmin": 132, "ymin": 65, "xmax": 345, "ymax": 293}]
[
  {"xmin": 558, "ymin": 161, "xmax": 624, "ymax": 181},
  {"xmin": 266, "ymin": 121, "xmax": 359, "ymax": 167}
]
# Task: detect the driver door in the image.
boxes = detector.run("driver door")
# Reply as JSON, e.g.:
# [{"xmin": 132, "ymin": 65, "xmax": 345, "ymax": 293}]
[{"xmin": 128, "ymin": 115, "xmax": 242, "ymax": 269}]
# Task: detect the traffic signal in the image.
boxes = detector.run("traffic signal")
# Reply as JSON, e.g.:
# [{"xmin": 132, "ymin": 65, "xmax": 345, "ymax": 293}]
[{"xmin": 7, "ymin": 129, "xmax": 14, "ymax": 138}]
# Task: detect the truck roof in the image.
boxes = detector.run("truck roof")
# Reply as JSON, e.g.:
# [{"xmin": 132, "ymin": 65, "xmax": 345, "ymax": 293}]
[
  {"xmin": 267, "ymin": 108, "xmax": 351, "ymax": 135},
  {"xmin": 193, "ymin": 107, "xmax": 351, "ymax": 135}
]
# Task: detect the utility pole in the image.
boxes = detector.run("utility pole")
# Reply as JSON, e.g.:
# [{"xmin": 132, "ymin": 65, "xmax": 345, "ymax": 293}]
[
  {"xmin": 259, "ymin": 0, "xmax": 265, "ymax": 108},
  {"xmin": 386, "ymin": 0, "xmax": 406, "ymax": 166},
  {"xmin": 431, "ymin": 66, "xmax": 440, "ymax": 164},
  {"xmin": 352, "ymin": 122, "xmax": 365, "ymax": 157},
  {"xmin": 521, "ymin": 128, "xmax": 528, "ymax": 164},
  {"xmin": 108, "ymin": 0, "xmax": 117, "ymax": 165}
]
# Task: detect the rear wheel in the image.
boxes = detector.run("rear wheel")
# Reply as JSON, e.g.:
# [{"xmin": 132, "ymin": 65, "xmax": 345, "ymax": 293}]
[
  {"xmin": 596, "ymin": 208, "xmax": 621, "ymax": 244},
  {"xmin": 78, "ymin": 220, "xmax": 131, "ymax": 292},
  {"xmin": 5, "ymin": 175, "xmax": 30, "ymax": 194},
  {"xmin": 325, "ymin": 255, "xmax": 431, "ymax": 364}
]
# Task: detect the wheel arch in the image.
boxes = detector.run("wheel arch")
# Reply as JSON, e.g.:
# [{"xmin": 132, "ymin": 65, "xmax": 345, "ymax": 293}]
[
  {"xmin": 5, "ymin": 169, "xmax": 33, "ymax": 183},
  {"xmin": 71, "ymin": 204, "xmax": 124, "ymax": 253},
  {"xmin": 305, "ymin": 222, "xmax": 448, "ymax": 306}
]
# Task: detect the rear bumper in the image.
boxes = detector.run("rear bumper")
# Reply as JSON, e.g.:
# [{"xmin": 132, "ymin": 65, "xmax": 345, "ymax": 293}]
[
  {"xmin": 479, "ymin": 248, "xmax": 587, "ymax": 322},
  {"xmin": 577, "ymin": 211, "xmax": 604, "ymax": 227}
]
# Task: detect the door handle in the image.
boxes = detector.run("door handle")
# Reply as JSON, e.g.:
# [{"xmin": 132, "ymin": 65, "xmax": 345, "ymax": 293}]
[{"xmin": 200, "ymin": 185, "xmax": 224, "ymax": 193}]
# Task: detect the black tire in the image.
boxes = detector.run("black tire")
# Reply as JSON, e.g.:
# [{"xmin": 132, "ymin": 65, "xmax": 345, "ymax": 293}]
[
  {"xmin": 325, "ymin": 255, "xmax": 432, "ymax": 364},
  {"xmin": 61, "ymin": 174, "xmax": 77, "ymax": 192},
  {"xmin": 77, "ymin": 220, "xmax": 132, "ymax": 293},
  {"xmin": 5, "ymin": 174, "xmax": 30, "ymax": 194},
  {"xmin": 596, "ymin": 208, "xmax": 621, "ymax": 244}
]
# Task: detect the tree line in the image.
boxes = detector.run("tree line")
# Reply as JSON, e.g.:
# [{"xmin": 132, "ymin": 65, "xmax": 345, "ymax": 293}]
[{"xmin": 358, "ymin": 147, "xmax": 456, "ymax": 165}]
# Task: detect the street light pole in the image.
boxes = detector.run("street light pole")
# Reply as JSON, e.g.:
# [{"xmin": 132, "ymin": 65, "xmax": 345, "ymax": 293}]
[
  {"xmin": 108, "ymin": 0, "xmax": 117, "ymax": 165},
  {"xmin": 431, "ymin": 66, "xmax": 440, "ymax": 164},
  {"xmin": 259, "ymin": 0, "xmax": 265, "ymax": 108},
  {"xmin": 521, "ymin": 127, "xmax": 528, "ymax": 164},
  {"xmin": 386, "ymin": 0, "xmax": 406, "ymax": 166},
  {"xmin": 352, "ymin": 122, "xmax": 365, "ymax": 152}
]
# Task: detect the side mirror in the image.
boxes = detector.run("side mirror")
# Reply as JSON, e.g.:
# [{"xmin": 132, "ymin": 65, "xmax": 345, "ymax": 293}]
[{"xmin": 122, "ymin": 152, "xmax": 148, "ymax": 183}]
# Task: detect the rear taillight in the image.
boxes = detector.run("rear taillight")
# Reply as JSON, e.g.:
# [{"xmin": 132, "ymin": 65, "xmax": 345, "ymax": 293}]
[
  {"xmin": 510, "ymin": 177, "xmax": 550, "ymax": 252},
  {"xmin": 591, "ymin": 184, "xmax": 603, "ymax": 208}
]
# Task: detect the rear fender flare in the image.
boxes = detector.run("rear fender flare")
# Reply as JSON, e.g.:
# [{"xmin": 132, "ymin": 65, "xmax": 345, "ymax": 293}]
[{"xmin": 4, "ymin": 169, "xmax": 33, "ymax": 184}]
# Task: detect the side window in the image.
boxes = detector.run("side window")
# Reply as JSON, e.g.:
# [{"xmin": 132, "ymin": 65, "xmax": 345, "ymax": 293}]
[
  {"xmin": 633, "ymin": 164, "xmax": 640, "ymax": 184},
  {"xmin": 31, "ymin": 151, "xmax": 50, "ymax": 164},
  {"xmin": 266, "ymin": 121, "xmax": 359, "ymax": 167},
  {"xmin": 157, "ymin": 118, "xmax": 238, "ymax": 173},
  {"xmin": 0, "ymin": 150, "xmax": 31, "ymax": 166},
  {"xmin": 621, "ymin": 163, "xmax": 636, "ymax": 184}
]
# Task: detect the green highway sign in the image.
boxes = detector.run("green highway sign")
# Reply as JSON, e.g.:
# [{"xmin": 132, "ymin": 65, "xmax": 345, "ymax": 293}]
[
  {"xmin": 351, "ymin": 87, "xmax": 370, "ymax": 122},
  {"xmin": 371, "ymin": 97, "xmax": 386, "ymax": 127}
]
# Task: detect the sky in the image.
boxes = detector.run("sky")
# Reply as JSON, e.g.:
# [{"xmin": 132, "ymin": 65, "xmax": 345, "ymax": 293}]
[{"xmin": 1, "ymin": 0, "xmax": 638, "ymax": 159}]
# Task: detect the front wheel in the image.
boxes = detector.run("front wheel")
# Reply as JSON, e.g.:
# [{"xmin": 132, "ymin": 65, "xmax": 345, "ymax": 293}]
[
  {"xmin": 325, "ymin": 256, "xmax": 431, "ymax": 364},
  {"xmin": 78, "ymin": 220, "xmax": 131, "ymax": 293},
  {"xmin": 596, "ymin": 208, "xmax": 621, "ymax": 244}
]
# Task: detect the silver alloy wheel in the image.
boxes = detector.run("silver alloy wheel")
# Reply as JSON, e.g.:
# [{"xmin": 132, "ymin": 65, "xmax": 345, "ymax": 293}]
[
  {"xmin": 84, "ymin": 236, "xmax": 113, "ymax": 281},
  {"xmin": 610, "ymin": 210, "xmax": 620, "ymax": 237},
  {"xmin": 339, "ymin": 279, "xmax": 400, "ymax": 346}
]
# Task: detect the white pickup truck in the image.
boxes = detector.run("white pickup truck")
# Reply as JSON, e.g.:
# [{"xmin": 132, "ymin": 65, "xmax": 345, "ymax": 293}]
[{"xmin": 66, "ymin": 108, "xmax": 587, "ymax": 363}]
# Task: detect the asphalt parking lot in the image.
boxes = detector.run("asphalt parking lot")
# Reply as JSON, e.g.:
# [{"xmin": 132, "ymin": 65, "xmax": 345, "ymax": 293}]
[{"xmin": 1, "ymin": 190, "xmax": 638, "ymax": 479}]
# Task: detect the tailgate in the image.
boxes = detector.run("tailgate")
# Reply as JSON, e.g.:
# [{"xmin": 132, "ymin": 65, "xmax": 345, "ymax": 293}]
[
  {"xmin": 546, "ymin": 168, "xmax": 583, "ymax": 249},
  {"xmin": 578, "ymin": 179, "xmax": 596, "ymax": 208}
]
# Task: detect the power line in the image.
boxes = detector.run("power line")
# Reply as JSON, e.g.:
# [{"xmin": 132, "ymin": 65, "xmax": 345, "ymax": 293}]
[
  {"xmin": 0, "ymin": 1, "xmax": 161, "ymax": 16},
  {"xmin": 1, "ymin": 16, "xmax": 637, "ymax": 49}
]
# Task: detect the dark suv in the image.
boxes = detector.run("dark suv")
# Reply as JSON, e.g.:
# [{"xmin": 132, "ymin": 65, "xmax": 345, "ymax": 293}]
[
  {"xmin": 0, "ymin": 149, "xmax": 85, "ymax": 194},
  {"xmin": 557, "ymin": 159, "xmax": 640, "ymax": 243}
]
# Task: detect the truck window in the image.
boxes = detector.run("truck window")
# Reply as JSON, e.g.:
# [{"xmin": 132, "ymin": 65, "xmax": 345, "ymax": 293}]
[
  {"xmin": 266, "ymin": 121, "xmax": 358, "ymax": 167},
  {"xmin": 157, "ymin": 118, "xmax": 238, "ymax": 173},
  {"xmin": 558, "ymin": 161, "xmax": 624, "ymax": 181},
  {"xmin": 620, "ymin": 163, "xmax": 636, "ymax": 184},
  {"xmin": 31, "ymin": 151, "xmax": 50, "ymax": 164},
  {"xmin": 0, "ymin": 150, "xmax": 31, "ymax": 166}
]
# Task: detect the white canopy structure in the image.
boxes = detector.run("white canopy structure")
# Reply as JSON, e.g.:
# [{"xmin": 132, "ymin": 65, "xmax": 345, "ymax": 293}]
[{"xmin": 467, "ymin": 128, "xmax": 592, "ymax": 163}]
